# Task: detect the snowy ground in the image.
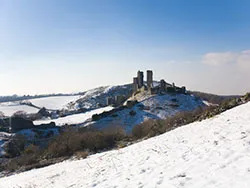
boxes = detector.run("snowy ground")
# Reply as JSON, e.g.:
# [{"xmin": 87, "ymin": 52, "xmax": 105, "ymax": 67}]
[
  {"xmin": 91, "ymin": 93, "xmax": 205, "ymax": 132},
  {"xmin": 0, "ymin": 95, "xmax": 81, "ymax": 116},
  {"xmin": 69, "ymin": 84, "xmax": 132, "ymax": 111},
  {"xmin": 27, "ymin": 95, "xmax": 82, "ymax": 110},
  {"xmin": 33, "ymin": 106, "xmax": 113, "ymax": 126},
  {"xmin": 1, "ymin": 102, "xmax": 250, "ymax": 187}
]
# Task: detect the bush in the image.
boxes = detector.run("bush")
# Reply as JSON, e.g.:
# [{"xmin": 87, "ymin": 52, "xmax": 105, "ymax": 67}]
[
  {"xmin": 75, "ymin": 151, "xmax": 89, "ymax": 159},
  {"xmin": 3, "ymin": 127, "xmax": 126, "ymax": 173},
  {"xmin": 23, "ymin": 144, "xmax": 41, "ymax": 155},
  {"xmin": 132, "ymin": 120, "xmax": 157, "ymax": 139},
  {"xmin": 132, "ymin": 109, "xmax": 204, "ymax": 139},
  {"xmin": 92, "ymin": 114, "xmax": 101, "ymax": 121},
  {"xmin": 5, "ymin": 134, "xmax": 27, "ymax": 157},
  {"xmin": 45, "ymin": 128, "xmax": 80, "ymax": 158},
  {"xmin": 45, "ymin": 127, "xmax": 126, "ymax": 158},
  {"xmin": 244, "ymin": 92, "xmax": 250, "ymax": 101}
]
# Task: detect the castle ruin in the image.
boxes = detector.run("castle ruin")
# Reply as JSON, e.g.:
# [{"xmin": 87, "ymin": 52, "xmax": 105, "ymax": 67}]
[
  {"xmin": 147, "ymin": 70, "xmax": 153, "ymax": 89},
  {"xmin": 137, "ymin": 71, "xmax": 144, "ymax": 89},
  {"xmin": 133, "ymin": 70, "xmax": 186, "ymax": 95}
]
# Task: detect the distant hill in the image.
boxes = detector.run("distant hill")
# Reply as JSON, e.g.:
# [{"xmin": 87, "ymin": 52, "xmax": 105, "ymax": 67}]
[{"xmin": 189, "ymin": 91, "xmax": 240, "ymax": 104}]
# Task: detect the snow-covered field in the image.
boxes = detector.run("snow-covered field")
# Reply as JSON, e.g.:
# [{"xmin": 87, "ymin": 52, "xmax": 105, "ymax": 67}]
[
  {"xmin": 0, "ymin": 104, "xmax": 39, "ymax": 116},
  {"xmin": 27, "ymin": 95, "xmax": 81, "ymax": 110},
  {"xmin": 34, "ymin": 106, "xmax": 113, "ymax": 126},
  {"xmin": 0, "ymin": 95, "xmax": 81, "ymax": 116},
  {"xmin": 1, "ymin": 102, "xmax": 250, "ymax": 187}
]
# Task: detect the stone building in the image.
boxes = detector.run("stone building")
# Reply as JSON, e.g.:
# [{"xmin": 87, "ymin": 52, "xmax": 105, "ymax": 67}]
[
  {"xmin": 137, "ymin": 71, "xmax": 144, "ymax": 88},
  {"xmin": 147, "ymin": 70, "xmax": 153, "ymax": 89},
  {"xmin": 160, "ymin": 79, "xmax": 167, "ymax": 92}
]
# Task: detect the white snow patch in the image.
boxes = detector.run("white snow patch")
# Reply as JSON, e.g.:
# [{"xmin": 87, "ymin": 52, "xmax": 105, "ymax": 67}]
[
  {"xmin": 34, "ymin": 106, "xmax": 114, "ymax": 126},
  {"xmin": 2, "ymin": 102, "xmax": 250, "ymax": 187}
]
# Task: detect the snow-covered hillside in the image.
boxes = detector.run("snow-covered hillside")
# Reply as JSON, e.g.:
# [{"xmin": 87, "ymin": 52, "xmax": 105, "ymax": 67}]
[
  {"xmin": 33, "ymin": 92, "xmax": 205, "ymax": 130},
  {"xmin": 2, "ymin": 102, "xmax": 250, "ymax": 187},
  {"xmin": 0, "ymin": 84, "xmax": 131, "ymax": 117},
  {"xmin": 90, "ymin": 92, "xmax": 205, "ymax": 132},
  {"xmin": 68, "ymin": 84, "xmax": 132, "ymax": 111}
]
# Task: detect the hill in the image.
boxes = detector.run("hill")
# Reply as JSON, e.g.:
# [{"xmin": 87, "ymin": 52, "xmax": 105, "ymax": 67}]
[{"xmin": 1, "ymin": 101, "xmax": 250, "ymax": 187}]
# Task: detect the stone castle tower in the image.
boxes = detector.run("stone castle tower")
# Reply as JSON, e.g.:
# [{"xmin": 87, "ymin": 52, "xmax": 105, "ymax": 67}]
[
  {"xmin": 137, "ymin": 71, "xmax": 144, "ymax": 89},
  {"xmin": 147, "ymin": 70, "xmax": 153, "ymax": 89},
  {"xmin": 133, "ymin": 70, "xmax": 153, "ymax": 93}
]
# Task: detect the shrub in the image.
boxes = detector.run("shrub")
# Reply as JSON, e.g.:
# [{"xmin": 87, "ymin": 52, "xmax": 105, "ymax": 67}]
[
  {"xmin": 75, "ymin": 151, "xmax": 89, "ymax": 159},
  {"xmin": 5, "ymin": 134, "xmax": 27, "ymax": 157},
  {"xmin": 45, "ymin": 127, "xmax": 126, "ymax": 158},
  {"xmin": 23, "ymin": 144, "xmax": 41, "ymax": 155},
  {"xmin": 132, "ymin": 109, "xmax": 204, "ymax": 139},
  {"xmin": 92, "ymin": 114, "xmax": 101, "ymax": 121},
  {"xmin": 244, "ymin": 92, "xmax": 250, "ymax": 101},
  {"xmin": 4, "ymin": 151, "xmax": 40, "ymax": 172},
  {"xmin": 132, "ymin": 119, "xmax": 155, "ymax": 139},
  {"xmin": 45, "ymin": 128, "xmax": 80, "ymax": 158}
]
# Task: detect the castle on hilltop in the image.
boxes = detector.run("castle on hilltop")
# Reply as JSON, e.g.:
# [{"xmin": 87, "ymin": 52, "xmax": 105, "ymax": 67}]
[
  {"xmin": 132, "ymin": 70, "xmax": 186, "ymax": 95},
  {"xmin": 106, "ymin": 70, "xmax": 186, "ymax": 106}
]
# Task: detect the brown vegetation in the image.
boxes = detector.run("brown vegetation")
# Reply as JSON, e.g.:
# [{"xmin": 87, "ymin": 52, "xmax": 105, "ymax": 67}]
[
  {"xmin": 2, "ymin": 127, "xmax": 126, "ymax": 172},
  {"xmin": 132, "ymin": 96, "xmax": 244, "ymax": 139}
]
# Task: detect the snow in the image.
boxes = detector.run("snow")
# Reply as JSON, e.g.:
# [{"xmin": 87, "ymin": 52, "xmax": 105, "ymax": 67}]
[
  {"xmin": 0, "ymin": 95, "xmax": 82, "ymax": 116},
  {"xmin": 0, "ymin": 104, "xmax": 39, "ymax": 116},
  {"xmin": 1, "ymin": 102, "xmax": 250, "ymax": 187},
  {"xmin": 33, "ymin": 106, "xmax": 114, "ymax": 126},
  {"xmin": 27, "ymin": 95, "xmax": 81, "ymax": 110},
  {"xmin": 91, "ymin": 93, "xmax": 205, "ymax": 132},
  {"xmin": 68, "ymin": 84, "xmax": 132, "ymax": 111}
]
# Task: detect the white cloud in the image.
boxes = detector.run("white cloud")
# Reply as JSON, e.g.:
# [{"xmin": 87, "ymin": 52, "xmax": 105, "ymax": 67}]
[
  {"xmin": 199, "ymin": 50, "xmax": 250, "ymax": 95},
  {"xmin": 202, "ymin": 51, "xmax": 238, "ymax": 66},
  {"xmin": 236, "ymin": 50, "xmax": 250, "ymax": 71},
  {"xmin": 202, "ymin": 50, "xmax": 250, "ymax": 69}
]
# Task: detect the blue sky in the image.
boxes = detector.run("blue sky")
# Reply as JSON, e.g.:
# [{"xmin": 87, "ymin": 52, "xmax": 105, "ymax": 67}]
[{"xmin": 1, "ymin": 0, "xmax": 250, "ymax": 95}]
